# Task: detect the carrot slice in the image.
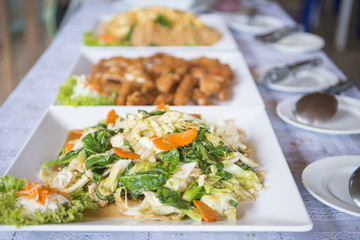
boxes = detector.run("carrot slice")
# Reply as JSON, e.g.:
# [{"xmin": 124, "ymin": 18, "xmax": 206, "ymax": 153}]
[
  {"xmin": 84, "ymin": 81, "xmax": 109, "ymax": 97},
  {"xmin": 152, "ymin": 137, "xmax": 177, "ymax": 151},
  {"xmin": 16, "ymin": 180, "xmax": 71, "ymax": 205},
  {"xmin": 113, "ymin": 147, "xmax": 140, "ymax": 160},
  {"xmin": 167, "ymin": 128, "xmax": 198, "ymax": 147},
  {"xmin": 65, "ymin": 143, "xmax": 74, "ymax": 152},
  {"xmin": 156, "ymin": 102, "xmax": 166, "ymax": 110},
  {"xmin": 97, "ymin": 34, "xmax": 117, "ymax": 43},
  {"xmin": 71, "ymin": 129, "xmax": 84, "ymax": 136},
  {"xmin": 189, "ymin": 114, "xmax": 201, "ymax": 118},
  {"xmin": 106, "ymin": 109, "xmax": 118, "ymax": 125},
  {"xmin": 90, "ymin": 81, "xmax": 109, "ymax": 97},
  {"xmin": 193, "ymin": 200, "xmax": 217, "ymax": 222}
]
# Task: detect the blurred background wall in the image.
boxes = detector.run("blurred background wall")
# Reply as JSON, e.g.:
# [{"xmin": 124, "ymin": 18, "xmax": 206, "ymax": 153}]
[{"xmin": 0, "ymin": 0, "xmax": 359, "ymax": 106}]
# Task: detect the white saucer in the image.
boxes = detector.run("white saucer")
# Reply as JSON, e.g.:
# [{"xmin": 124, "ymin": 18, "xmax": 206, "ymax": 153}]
[
  {"xmin": 271, "ymin": 32, "xmax": 325, "ymax": 53},
  {"xmin": 226, "ymin": 14, "xmax": 285, "ymax": 34},
  {"xmin": 276, "ymin": 95, "xmax": 360, "ymax": 134},
  {"xmin": 267, "ymin": 68, "xmax": 338, "ymax": 93},
  {"xmin": 302, "ymin": 155, "xmax": 360, "ymax": 217}
]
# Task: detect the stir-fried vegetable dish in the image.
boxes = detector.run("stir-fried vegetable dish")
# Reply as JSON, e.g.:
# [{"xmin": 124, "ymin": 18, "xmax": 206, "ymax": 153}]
[
  {"xmin": 84, "ymin": 7, "xmax": 221, "ymax": 46},
  {"xmin": 0, "ymin": 106, "xmax": 265, "ymax": 226}
]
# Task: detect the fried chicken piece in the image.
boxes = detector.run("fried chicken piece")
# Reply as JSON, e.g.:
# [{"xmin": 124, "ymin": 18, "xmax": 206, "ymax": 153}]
[
  {"xmin": 153, "ymin": 93, "xmax": 174, "ymax": 105},
  {"xmin": 175, "ymin": 63, "xmax": 190, "ymax": 77},
  {"xmin": 100, "ymin": 81, "xmax": 121, "ymax": 92},
  {"xmin": 208, "ymin": 65, "xmax": 233, "ymax": 86},
  {"xmin": 115, "ymin": 82, "xmax": 142, "ymax": 105},
  {"xmin": 190, "ymin": 67, "xmax": 206, "ymax": 79},
  {"xmin": 191, "ymin": 57, "xmax": 220, "ymax": 67},
  {"xmin": 216, "ymin": 87, "xmax": 227, "ymax": 101},
  {"xmin": 192, "ymin": 88, "xmax": 208, "ymax": 105},
  {"xmin": 173, "ymin": 75, "xmax": 198, "ymax": 105},
  {"xmin": 148, "ymin": 64, "xmax": 173, "ymax": 77},
  {"xmin": 199, "ymin": 75, "xmax": 222, "ymax": 97},
  {"xmin": 155, "ymin": 73, "xmax": 180, "ymax": 93},
  {"xmin": 126, "ymin": 91, "xmax": 155, "ymax": 105},
  {"xmin": 141, "ymin": 80, "xmax": 158, "ymax": 95}
]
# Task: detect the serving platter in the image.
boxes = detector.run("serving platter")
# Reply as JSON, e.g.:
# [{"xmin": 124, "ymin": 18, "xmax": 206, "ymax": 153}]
[
  {"xmin": 2, "ymin": 106, "xmax": 312, "ymax": 231},
  {"xmin": 83, "ymin": 13, "xmax": 238, "ymax": 50},
  {"xmin": 64, "ymin": 48, "xmax": 264, "ymax": 107}
]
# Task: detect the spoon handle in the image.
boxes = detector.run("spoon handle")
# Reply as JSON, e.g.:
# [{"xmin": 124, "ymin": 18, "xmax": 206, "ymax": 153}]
[{"xmin": 324, "ymin": 79, "xmax": 355, "ymax": 95}]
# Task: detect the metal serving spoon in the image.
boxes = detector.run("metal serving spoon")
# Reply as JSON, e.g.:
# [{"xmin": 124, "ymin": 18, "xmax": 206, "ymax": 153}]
[
  {"xmin": 349, "ymin": 167, "xmax": 360, "ymax": 207},
  {"xmin": 294, "ymin": 79, "xmax": 356, "ymax": 124}
]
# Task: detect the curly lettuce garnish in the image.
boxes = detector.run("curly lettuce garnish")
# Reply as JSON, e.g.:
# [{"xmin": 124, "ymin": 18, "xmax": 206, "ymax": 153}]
[
  {"xmin": 56, "ymin": 75, "xmax": 116, "ymax": 106},
  {"xmin": 0, "ymin": 175, "xmax": 98, "ymax": 227}
]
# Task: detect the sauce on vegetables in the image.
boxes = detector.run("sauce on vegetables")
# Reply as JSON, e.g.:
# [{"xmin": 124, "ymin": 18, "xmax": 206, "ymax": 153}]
[{"xmin": 84, "ymin": 204, "xmax": 127, "ymax": 219}]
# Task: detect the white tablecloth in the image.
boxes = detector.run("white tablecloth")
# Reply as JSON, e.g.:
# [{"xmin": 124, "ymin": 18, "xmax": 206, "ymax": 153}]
[{"xmin": 1, "ymin": 1, "xmax": 360, "ymax": 239}]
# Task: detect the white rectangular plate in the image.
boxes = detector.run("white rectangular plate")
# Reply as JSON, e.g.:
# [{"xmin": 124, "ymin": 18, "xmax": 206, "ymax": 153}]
[
  {"xmin": 83, "ymin": 13, "xmax": 238, "ymax": 50},
  {"xmin": 2, "ymin": 106, "xmax": 312, "ymax": 232},
  {"xmin": 68, "ymin": 48, "xmax": 264, "ymax": 107}
]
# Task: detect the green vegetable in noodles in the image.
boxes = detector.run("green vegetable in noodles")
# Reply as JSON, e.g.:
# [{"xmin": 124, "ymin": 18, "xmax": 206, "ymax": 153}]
[
  {"xmin": 85, "ymin": 153, "xmax": 120, "ymax": 169},
  {"xmin": 240, "ymin": 164, "xmax": 251, "ymax": 170},
  {"xmin": 156, "ymin": 186, "xmax": 202, "ymax": 221},
  {"xmin": 217, "ymin": 170, "xmax": 233, "ymax": 181},
  {"xmin": 82, "ymin": 130, "xmax": 110, "ymax": 157},
  {"xmin": 124, "ymin": 140, "xmax": 135, "ymax": 152},
  {"xmin": 128, "ymin": 162, "xmax": 156, "ymax": 174},
  {"xmin": 182, "ymin": 182, "xmax": 206, "ymax": 202},
  {"xmin": 137, "ymin": 109, "xmax": 165, "ymax": 116},
  {"xmin": 159, "ymin": 148, "xmax": 180, "ymax": 173},
  {"xmin": 96, "ymin": 187, "xmax": 114, "ymax": 202},
  {"xmin": 118, "ymin": 165, "xmax": 168, "ymax": 198},
  {"xmin": 181, "ymin": 208, "xmax": 202, "ymax": 221},
  {"xmin": 42, "ymin": 148, "xmax": 83, "ymax": 167},
  {"xmin": 223, "ymin": 161, "xmax": 263, "ymax": 191},
  {"xmin": 122, "ymin": 161, "xmax": 135, "ymax": 176},
  {"xmin": 229, "ymin": 199, "xmax": 238, "ymax": 207},
  {"xmin": 97, "ymin": 160, "xmax": 132, "ymax": 197},
  {"xmin": 155, "ymin": 15, "xmax": 172, "ymax": 28},
  {"xmin": 125, "ymin": 25, "xmax": 134, "ymax": 41},
  {"xmin": 156, "ymin": 186, "xmax": 191, "ymax": 210},
  {"xmin": 91, "ymin": 166, "xmax": 108, "ymax": 183}
]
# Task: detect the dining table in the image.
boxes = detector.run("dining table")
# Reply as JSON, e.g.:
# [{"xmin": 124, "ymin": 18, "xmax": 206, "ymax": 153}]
[{"xmin": 1, "ymin": 0, "xmax": 360, "ymax": 239}]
